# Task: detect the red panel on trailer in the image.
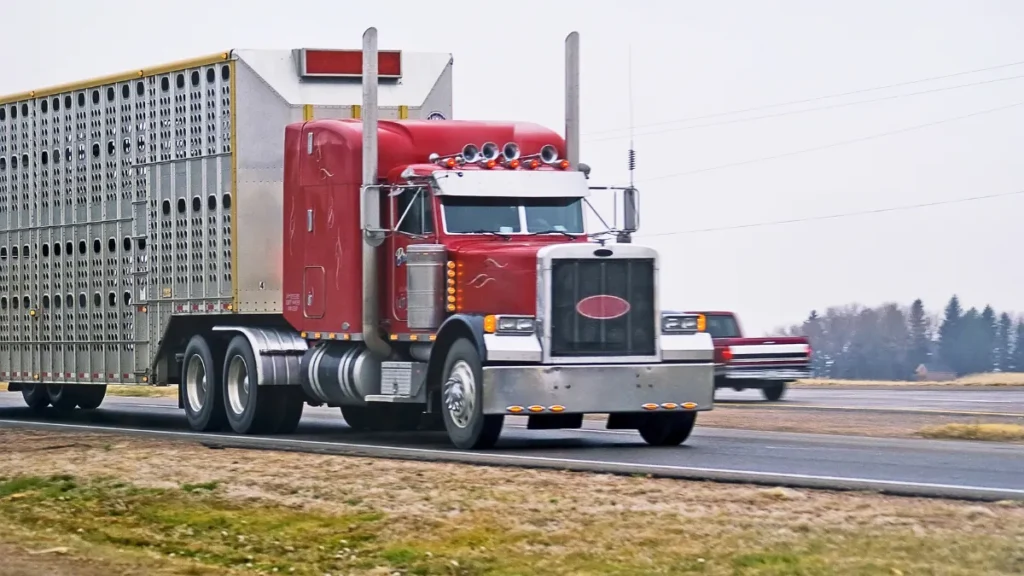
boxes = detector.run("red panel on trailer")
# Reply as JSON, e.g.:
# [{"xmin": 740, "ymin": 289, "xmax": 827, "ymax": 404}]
[{"xmin": 300, "ymin": 49, "xmax": 402, "ymax": 78}]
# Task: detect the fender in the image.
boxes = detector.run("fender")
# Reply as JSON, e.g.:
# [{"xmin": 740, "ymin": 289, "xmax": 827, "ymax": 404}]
[{"xmin": 427, "ymin": 314, "xmax": 487, "ymax": 391}]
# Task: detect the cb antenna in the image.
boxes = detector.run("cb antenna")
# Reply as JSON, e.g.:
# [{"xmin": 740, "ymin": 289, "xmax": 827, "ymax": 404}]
[
  {"xmin": 627, "ymin": 43, "xmax": 636, "ymax": 190},
  {"xmin": 617, "ymin": 44, "xmax": 639, "ymax": 243}
]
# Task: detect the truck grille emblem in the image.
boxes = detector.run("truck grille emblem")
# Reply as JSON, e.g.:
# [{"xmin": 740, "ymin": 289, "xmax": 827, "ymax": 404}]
[{"xmin": 575, "ymin": 295, "xmax": 631, "ymax": 320}]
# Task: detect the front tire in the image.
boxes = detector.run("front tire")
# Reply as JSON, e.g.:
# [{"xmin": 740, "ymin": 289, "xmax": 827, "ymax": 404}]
[
  {"xmin": 440, "ymin": 338, "xmax": 502, "ymax": 449},
  {"xmin": 638, "ymin": 412, "xmax": 697, "ymax": 446},
  {"xmin": 222, "ymin": 335, "xmax": 278, "ymax": 434},
  {"xmin": 182, "ymin": 335, "xmax": 227, "ymax": 432},
  {"xmin": 761, "ymin": 382, "xmax": 787, "ymax": 402}
]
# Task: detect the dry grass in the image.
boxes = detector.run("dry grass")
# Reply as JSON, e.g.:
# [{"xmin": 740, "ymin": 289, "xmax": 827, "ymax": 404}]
[
  {"xmin": 1, "ymin": 382, "xmax": 177, "ymax": 398},
  {"xmin": 1, "ymin": 429, "xmax": 1023, "ymax": 575},
  {"xmin": 794, "ymin": 372, "xmax": 1024, "ymax": 387},
  {"xmin": 700, "ymin": 406, "xmax": 1024, "ymax": 441},
  {"xmin": 919, "ymin": 423, "xmax": 1024, "ymax": 442}
]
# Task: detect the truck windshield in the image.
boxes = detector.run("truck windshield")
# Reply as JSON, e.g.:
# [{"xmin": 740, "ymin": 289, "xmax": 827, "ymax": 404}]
[
  {"xmin": 443, "ymin": 196, "xmax": 585, "ymax": 235},
  {"xmin": 705, "ymin": 314, "xmax": 741, "ymax": 338}
]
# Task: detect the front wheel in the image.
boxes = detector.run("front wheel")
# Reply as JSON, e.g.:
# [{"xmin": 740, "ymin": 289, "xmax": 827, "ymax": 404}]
[
  {"xmin": 638, "ymin": 412, "xmax": 697, "ymax": 446},
  {"xmin": 440, "ymin": 338, "xmax": 503, "ymax": 450},
  {"xmin": 761, "ymin": 382, "xmax": 787, "ymax": 402}
]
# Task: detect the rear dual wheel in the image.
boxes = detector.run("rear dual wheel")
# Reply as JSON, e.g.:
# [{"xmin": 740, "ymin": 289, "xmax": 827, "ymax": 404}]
[
  {"xmin": 19, "ymin": 384, "xmax": 107, "ymax": 413},
  {"xmin": 181, "ymin": 334, "xmax": 305, "ymax": 435}
]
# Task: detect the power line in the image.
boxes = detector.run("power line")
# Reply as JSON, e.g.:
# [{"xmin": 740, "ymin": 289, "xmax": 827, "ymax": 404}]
[
  {"xmin": 634, "ymin": 190, "xmax": 1024, "ymax": 238},
  {"xmin": 636, "ymin": 100, "xmax": 1024, "ymax": 183},
  {"xmin": 586, "ymin": 73, "xmax": 1024, "ymax": 143},
  {"xmin": 583, "ymin": 58, "xmax": 1024, "ymax": 137}
]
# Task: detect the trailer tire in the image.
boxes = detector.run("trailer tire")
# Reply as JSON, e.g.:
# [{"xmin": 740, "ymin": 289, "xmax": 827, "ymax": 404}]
[
  {"xmin": 182, "ymin": 335, "xmax": 227, "ymax": 432},
  {"xmin": 440, "ymin": 338, "xmax": 503, "ymax": 449},
  {"xmin": 638, "ymin": 412, "xmax": 697, "ymax": 446},
  {"xmin": 222, "ymin": 335, "xmax": 278, "ymax": 434},
  {"xmin": 20, "ymin": 384, "xmax": 50, "ymax": 412},
  {"xmin": 761, "ymin": 382, "xmax": 787, "ymax": 402},
  {"xmin": 46, "ymin": 385, "xmax": 79, "ymax": 414},
  {"xmin": 76, "ymin": 385, "xmax": 107, "ymax": 410}
]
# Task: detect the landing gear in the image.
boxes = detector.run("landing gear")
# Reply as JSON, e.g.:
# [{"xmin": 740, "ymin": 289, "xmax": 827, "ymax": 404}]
[
  {"xmin": 761, "ymin": 382, "xmax": 787, "ymax": 402},
  {"xmin": 638, "ymin": 412, "xmax": 698, "ymax": 446},
  {"xmin": 440, "ymin": 338, "xmax": 503, "ymax": 450}
]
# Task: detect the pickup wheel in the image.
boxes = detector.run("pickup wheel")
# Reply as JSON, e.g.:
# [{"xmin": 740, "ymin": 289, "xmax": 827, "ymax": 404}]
[
  {"xmin": 638, "ymin": 412, "xmax": 697, "ymax": 446},
  {"xmin": 182, "ymin": 335, "xmax": 227, "ymax": 432},
  {"xmin": 761, "ymin": 382, "xmax": 787, "ymax": 402},
  {"xmin": 440, "ymin": 338, "xmax": 503, "ymax": 449},
  {"xmin": 341, "ymin": 404, "xmax": 423, "ymax": 432}
]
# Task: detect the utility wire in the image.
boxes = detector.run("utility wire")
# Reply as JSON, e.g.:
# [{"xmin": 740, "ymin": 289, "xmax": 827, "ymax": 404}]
[
  {"xmin": 636, "ymin": 100, "xmax": 1024, "ymax": 183},
  {"xmin": 634, "ymin": 190, "xmax": 1024, "ymax": 238},
  {"xmin": 587, "ymin": 73, "xmax": 1024, "ymax": 143},
  {"xmin": 583, "ymin": 58, "xmax": 1024, "ymax": 137}
]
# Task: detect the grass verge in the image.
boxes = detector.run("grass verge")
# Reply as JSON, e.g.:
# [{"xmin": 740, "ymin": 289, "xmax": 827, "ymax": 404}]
[
  {"xmin": 919, "ymin": 423, "xmax": 1024, "ymax": 442},
  {"xmin": 1, "ymin": 429, "xmax": 1023, "ymax": 575}
]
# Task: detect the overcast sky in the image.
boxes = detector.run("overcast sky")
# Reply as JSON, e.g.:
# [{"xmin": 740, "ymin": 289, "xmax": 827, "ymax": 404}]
[{"xmin": 4, "ymin": 0, "xmax": 1022, "ymax": 335}]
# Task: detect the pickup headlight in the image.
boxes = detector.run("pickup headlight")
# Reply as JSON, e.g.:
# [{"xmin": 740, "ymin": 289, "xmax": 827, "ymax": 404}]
[
  {"xmin": 662, "ymin": 313, "xmax": 705, "ymax": 334},
  {"xmin": 484, "ymin": 314, "xmax": 536, "ymax": 334}
]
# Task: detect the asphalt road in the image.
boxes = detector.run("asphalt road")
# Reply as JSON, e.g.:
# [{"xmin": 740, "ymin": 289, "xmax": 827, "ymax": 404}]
[
  {"xmin": 1, "ymin": 392, "xmax": 1022, "ymax": 501},
  {"xmin": 716, "ymin": 386, "xmax": 1024, "ymax": 416}
]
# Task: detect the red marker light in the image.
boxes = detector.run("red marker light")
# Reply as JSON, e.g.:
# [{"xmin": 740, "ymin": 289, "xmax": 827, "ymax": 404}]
[
  {"xmin": 527, "ymin": 159, "xmax": 539, "ymax": 169},
  {"xmin": 558, "ymin": 159, "xmax": 570, "ymax": 169},
  {"xmin": 509, "ymin": 159, "xmax": 521, "ymax": 169},
  {"xmin": 444, "ymin": 157, "xmax": 456, "ymax": 168},
  {"xmin": 485, "ymin": 159, "xmax": 496, "ymax": 169}
]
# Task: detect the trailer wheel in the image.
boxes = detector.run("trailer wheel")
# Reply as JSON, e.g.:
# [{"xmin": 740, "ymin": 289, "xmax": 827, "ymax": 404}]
[
  {"xmin": 638, "ymin": 412, "xmax": 697, "ymax": 446},
  {"xmin": 761, "ymin": 382, "xmax": 787, "ymax": 402},
  {"xmin": 46, "ymin": 385, "xmax": 78, "ymax": 414},
  {"xmin": 440, "ymin": 338, "xmax": 503, "ymax": 449},
  {"xmin": 76, "ymin": 385, "xmax": 107, "ymax": 410},
  {"xmin": 222, "ymin": 335, "xmax": 278, "ymax": 434},
  {"xmin": 182, "ymin": 335, "xmax": 227, "ymax": 432},
  {"xmin": 20, "ymin": 384, "xmax": 50, "ymax": 412}
]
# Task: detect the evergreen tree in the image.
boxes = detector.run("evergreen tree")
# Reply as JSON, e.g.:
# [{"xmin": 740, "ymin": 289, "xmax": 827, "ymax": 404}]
[
  {"xmin": 980, "ymin": 305, "xmax": 997, "ymax": 372},
  {"xmin": 996, "ymin": 313, "xmax": 1013, "ymax": 371},
  {"xmin": 938, "ymin": 295, "xmax": 963, "ymax": 373},
  {"xmin": 1013, "ymin": 321, "xmax": 1024, "ymax": 372},
  {"xmin": 908, "ymin": 299, "xmax": 930, "ymax": 370}
]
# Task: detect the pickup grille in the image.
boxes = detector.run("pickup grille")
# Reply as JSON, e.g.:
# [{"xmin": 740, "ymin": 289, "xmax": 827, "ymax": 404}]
[{"xmin": 549, "ymin": 258, "xmax": 656, "ymax": 358}]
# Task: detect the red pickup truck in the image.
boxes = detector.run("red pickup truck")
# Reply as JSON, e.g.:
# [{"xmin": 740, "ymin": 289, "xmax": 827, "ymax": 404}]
[{"xmin": 686, "ymin": 311, "xmax": 812, "ymax": 401}]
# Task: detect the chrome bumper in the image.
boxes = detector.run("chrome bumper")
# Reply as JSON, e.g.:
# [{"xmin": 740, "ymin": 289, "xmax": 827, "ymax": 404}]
[
  {"xmin": 481, "ymin": 362, "xmax": 715, "ymax": 415},
  {"xmin": 716, "ymin": 366, "xmax": 811, "ymax": 380}
]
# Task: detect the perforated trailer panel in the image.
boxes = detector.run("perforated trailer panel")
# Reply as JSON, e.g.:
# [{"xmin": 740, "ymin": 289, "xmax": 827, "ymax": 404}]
[{"xmin": 0, "ymin": 48, "xmax": 453, "ymax": 385}]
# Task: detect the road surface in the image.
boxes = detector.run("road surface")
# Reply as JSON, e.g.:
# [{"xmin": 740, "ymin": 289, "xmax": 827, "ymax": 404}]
[
  {"xmin": 1, "ymin": 393, "xmax": 1022, "ymax": 501},
  {"xmin": 716, "ymin": 386, "xmax": 1024, "ymax": 416}
]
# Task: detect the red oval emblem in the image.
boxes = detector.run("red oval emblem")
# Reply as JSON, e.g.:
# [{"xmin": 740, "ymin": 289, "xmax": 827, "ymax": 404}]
[{"xmin": 576, "ymin": 295, "xmax": 631, "ymax": 320}]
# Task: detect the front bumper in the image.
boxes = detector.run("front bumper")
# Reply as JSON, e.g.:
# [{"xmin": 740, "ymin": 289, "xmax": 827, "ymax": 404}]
[{"xmin": 481, "ymin": 362, "xmax": 714, "ymax": 415}]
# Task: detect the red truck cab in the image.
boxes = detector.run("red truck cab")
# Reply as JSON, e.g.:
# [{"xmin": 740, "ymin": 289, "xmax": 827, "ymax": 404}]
[{"xmin": 686, "ymin": 311, "xmax": 811, "ymax": 401}]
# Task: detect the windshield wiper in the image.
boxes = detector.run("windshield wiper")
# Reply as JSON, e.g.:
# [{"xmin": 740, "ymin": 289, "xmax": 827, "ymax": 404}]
[
  {"xmin": 464, "ymin": 229, "xmax": 511, "ymax": 240},
  {"xmin": 527, "ymin": 229, "xmax": 577, "ymax": 239}
]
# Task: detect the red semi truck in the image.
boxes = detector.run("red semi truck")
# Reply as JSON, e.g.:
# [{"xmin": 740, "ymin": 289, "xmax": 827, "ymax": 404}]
[
  {"xmin": 687, "ymin": 311, "xmax": 811, "ymax": 401},
  {"xmin": 0, "ymin": 28, "xmax": 717, "ymax": 449}
]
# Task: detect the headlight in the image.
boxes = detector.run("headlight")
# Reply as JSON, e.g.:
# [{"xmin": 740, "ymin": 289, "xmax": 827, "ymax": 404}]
[
  {"xmin": 484, "ymin": 314, "xmax": 536, "ymax": 334},
  {"xmin": 662, "ymin": 313, "xmax": 704, "ymax": 333}
]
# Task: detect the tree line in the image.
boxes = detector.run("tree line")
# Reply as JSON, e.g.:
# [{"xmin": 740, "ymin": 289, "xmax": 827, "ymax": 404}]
[{"xmin": 774, "ymin": 296, "xmax": 1024, "ymax": 380}]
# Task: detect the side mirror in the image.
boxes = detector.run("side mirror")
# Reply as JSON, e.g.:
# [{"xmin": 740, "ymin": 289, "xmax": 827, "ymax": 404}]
[{"xmin": 622, "ymin": 186, "xmax": 639, "ymax": 233}]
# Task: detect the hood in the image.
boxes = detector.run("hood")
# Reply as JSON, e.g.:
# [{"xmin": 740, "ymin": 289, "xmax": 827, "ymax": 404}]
[{"xmin": 450, "ymin": 241, "xmax": 548, "ymax": 316}]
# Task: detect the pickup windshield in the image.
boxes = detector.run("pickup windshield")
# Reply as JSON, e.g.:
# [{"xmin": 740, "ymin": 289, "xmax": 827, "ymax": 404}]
[
  {"xmin": 705, "ymin": 314, "xmax": 741, "ymax": 338},
  {"xmin": 442, "ymin": 196, "xmax": 585, "ymax": 235}
]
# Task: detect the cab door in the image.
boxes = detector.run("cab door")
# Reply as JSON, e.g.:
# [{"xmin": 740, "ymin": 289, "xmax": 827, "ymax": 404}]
[{"xmin": 387, "ymin": 186, "xmax": 436, "ymax": 327}]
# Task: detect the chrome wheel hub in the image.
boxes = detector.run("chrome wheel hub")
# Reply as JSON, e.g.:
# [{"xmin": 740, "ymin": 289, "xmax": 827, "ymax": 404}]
[
  {"xmin": 443, "ymin": 360, "xmax": 476, "ymax": 429},
  {"xmin": 185, "ymin": 356, "xmax": 207, "ymax": 412}
]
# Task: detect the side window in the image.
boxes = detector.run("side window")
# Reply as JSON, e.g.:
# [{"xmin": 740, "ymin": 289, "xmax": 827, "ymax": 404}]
[{"xmin": 397, "ymin": 188, "xmax": 434, "ymax": 235}]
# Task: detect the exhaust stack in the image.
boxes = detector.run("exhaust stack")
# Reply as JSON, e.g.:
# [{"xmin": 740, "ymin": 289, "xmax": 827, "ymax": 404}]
[
  {"xmin": 361, "ymin": 27, "xmax": 391, "ymax": 357},
  {"xmin": 564, "ymin": 32, "xmax": 580, "ymax": 170}
]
